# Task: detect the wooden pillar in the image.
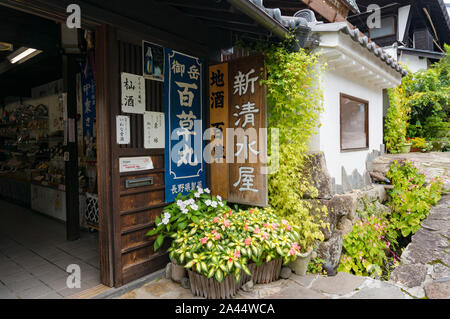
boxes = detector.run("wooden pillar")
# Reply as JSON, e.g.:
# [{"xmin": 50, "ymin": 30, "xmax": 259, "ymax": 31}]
[{"xmin": 95, "ymin": 25, "xmax": 116, "ymax": 287}]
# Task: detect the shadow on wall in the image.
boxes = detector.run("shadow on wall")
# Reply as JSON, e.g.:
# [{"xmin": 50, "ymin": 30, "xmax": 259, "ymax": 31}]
[{"xmin": 332, "ymin": 145, "xmax": 386, "ymax": 194}]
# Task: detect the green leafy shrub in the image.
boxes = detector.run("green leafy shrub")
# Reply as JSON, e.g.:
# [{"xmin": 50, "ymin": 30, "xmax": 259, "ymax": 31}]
[
  {"xmin": 338, "ymin": 215, "xmax": 392, "ymax": 277},
  {"xmin": 261, "ymin": 37, "xmax": 328, "ymax": 250},
  {"xmin": 168, "ymin": 207, "xmax": 303, "ymax": 283},
  {"xmin": 386, "ymin": 160, "xmax": 443, "ymax": 238},
  {"xmin": 384, "ymin": 79, "xmax": 411, "ymax": 153},
  {"xmin": 146, "ymin": 187, "xmax": 231, "ymax": 251}
]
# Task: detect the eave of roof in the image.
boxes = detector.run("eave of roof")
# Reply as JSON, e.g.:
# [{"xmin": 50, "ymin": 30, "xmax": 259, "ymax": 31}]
[
  {"xmin": 310, "ymin": 22, "xmax": 408, "ymax": 76},
  {"xmin": 398, "ymin": 47, "xmax": 445, "ymax": 60}
]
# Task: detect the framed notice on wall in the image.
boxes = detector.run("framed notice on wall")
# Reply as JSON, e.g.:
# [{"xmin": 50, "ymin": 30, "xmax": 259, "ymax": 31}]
[
  {"xmin": 116, "ymin": 115, "xmax": 130, "ymax": 144},
  {"xmin": 143, "ymin": 111, "xmax": 165, "ymax": 149},
  {"xmin": 121, "ymin": 72, "xmax": 146, "ymax": 114},
  {"xmin": 142, "ymin": 41, "xmax": 164, "ymax": 82}
]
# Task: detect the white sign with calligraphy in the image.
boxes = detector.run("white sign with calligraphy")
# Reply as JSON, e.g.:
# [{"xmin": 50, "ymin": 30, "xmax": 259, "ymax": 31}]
[
  {"xmin": 143, "ymin": 111, "xmax": 165, "ymax": 149},
  {"xmin": 121, "ymin": 72, "xmax": 146, "ymax": 114},
  {"xmin": 116, "ymin": 115, "xmax": 130, "ymax": 145},
  {"xmin": 119, "ymin": 156, "xmax": 154, "ymax": 173}
]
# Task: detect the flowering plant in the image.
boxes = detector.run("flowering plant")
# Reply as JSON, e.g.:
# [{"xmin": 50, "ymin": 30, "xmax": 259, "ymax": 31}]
[
  {"xmin": 146, "ymin": 187, "xmax": 230, "ymax": 251},
  {"xmin": 387, "ymin": 160, "xmax": 443, "ymax": 237},
  {"xmin": 411, "ymin": 137, "xmax": 432, "ymax": 152},
  {"xmin": 338, "ymin": 215, "xmax": 396, "ymax": 278},
  {"xmin": 168, "ymin": 207, "xmax": 303, "ymax": 283}
]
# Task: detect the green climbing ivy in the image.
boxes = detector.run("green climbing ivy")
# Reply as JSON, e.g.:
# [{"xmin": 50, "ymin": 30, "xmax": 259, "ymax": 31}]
[{"xmin": 238, "ymin": 35, "xmax": 328, "ymax": 250}]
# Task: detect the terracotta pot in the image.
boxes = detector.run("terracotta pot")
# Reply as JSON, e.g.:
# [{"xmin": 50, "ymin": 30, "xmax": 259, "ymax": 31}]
[
  {"xmin": 188, "ymin": 270, "xmax": 242, "ymax": 299},
  {"xmin": 288, "ymin": 248, "xmax": 313, "ymax": 276},
  {"xmin": 171, "ymin": 259, "xmax": 186, "ymax": 283}
]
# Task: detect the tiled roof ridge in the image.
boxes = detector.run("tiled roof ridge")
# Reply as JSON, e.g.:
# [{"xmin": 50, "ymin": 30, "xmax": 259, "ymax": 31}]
[{"xmin": 247, "ymin": 0, "xmax": 406, "ymax": 76}]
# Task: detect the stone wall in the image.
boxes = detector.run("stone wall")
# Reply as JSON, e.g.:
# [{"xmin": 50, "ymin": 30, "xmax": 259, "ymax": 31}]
[{"xmin": 303, "ymin": 152, "xmax": 389, "ymax": 275}]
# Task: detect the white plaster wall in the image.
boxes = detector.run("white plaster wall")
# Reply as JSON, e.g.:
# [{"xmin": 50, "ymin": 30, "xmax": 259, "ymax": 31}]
[
  {"xmin": 399, "ymin": 54, "xmax": 428, "ymax": 73},
  {"xmin": 318, "ymin": 70, "xmax": 384, "ymax": 185}
]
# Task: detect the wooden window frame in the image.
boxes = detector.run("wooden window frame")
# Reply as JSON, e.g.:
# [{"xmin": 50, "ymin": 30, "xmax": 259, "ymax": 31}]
[
  {"xmin": 340, "ymin": 93, "xmax": 369, "ymax": 152},
  {"xmin": 368, "ymin": 15, "xmax": 397, "ymax": 41}
]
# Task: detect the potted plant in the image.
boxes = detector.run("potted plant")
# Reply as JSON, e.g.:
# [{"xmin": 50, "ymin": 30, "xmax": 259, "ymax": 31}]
[
  {"xmin": 146, "ymin": 187, "xmax": 230, "ymax": 282},
  {"xmin": 399, "ymin": 139, "xmax": 412, "ymax": 153},
  {"xmin": 168, "ymin": 208, "xmax": 303, "ymax": 298},
  {"xmin": 411, "ymin": 137, "xmax": 432, "ymax": 153}
]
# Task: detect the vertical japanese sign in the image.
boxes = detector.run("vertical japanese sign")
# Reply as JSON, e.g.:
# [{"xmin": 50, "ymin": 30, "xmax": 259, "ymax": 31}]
[
  {"xmin": 81, "ymin": 61, "xmax": 96, "ymax": 138},
  {"xmin": 116, "ymin": 115, "xmax": 130, "ymax": 145},
  {"xmin": 208, "ymin": 63, "xmax": 229, "ymax": 199},
  {"xmin": 227, "ymin": 54, "xmax": 268, "ymax": 206},
  {"xmin": 121, "ymin": 72, "xmax": 146, "ymax": 114},
  {"xmin": 144, "ymin": 111, "xmax": 165, "ymax": 149},
  {"xmin": 164, "ymin": 48, "xmax": 205, "ymax": 203}
]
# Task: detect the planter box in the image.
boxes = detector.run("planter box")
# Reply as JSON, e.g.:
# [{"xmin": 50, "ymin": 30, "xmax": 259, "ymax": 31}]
[
  {"xmin": 245, "ymin": 259, "xmax": 282, "ymax": 284},
  {"xmin": 187, "ymin": 259, "xmax": 282, "ymax": 298},
  {"xmin": 188, "ymin": 270, "xmax": 242, "ymax": 299}
]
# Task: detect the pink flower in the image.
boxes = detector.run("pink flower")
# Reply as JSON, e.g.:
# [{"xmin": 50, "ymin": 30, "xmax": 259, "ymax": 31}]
[
  {"xmin": 244, "ymin": 237, "xmax": 251, "ymax": 246},
  {"xmin": 286, "ymin": 225, "xmax": 291, "ymax": 231},
  {"xmin": 281, "ymin": 220, "xmax": 288, "ymax": 225},
  {"xmin": 244, "ymin": 224, "xmax": 248, "ymax": 231},
  {"xmin": 264, "ymin": 223, "xmax": 269, "ymax": 228},
  {"xmin": 213, "ymin": 217, "xmax": 219, "ymax": 223},
  {"xmin": 272, "ymin": 223, "xmax": 278, "ymax": 229},
  {"xmin": 228, "ymin": 211, "xmax": 233, "ymax": 216},
  {"xmin": 291, "ymin": 242, "xmax": 300, "ymax": 252},
  {"xmin": 234, "ymin": 250, "xmax": 241, "ymax": 258},
  {"xmin": 214, "ymin": 233, "xmax": 221, "ymax": 240},
  {"xmin": 249, "ymin": 209, "xmax": 254, "ymax": 213},
  {"xmin": 200, "ymin": 237, "xmax": 208, "ymax": 244},
  {"xmin": 223, "ymin": 219, "xmax": 230, "ymax": 228},
  {"xmin": 228, "ymin": 257, "xmax": 233, "ymax": 262},
  {"xmin": 263, "ymin": 232, "xmax": 269, "ymax": 240},
  {"xmin": 254, "ymin": 227, "xmax": 260, "ymax": 234},
  {"xmin": 288, "ymin": 248, "xmax": 297, "ymax": 256}
]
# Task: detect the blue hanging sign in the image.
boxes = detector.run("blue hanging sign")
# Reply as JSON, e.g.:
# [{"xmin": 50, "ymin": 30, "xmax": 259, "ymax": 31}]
[
  {"xmin": 164, "ymin": 48, "xmax": 205, "ymax": 203},
  {"xmin": 81, "ymin": 60, "xmax": 96, "ymax": 138}
]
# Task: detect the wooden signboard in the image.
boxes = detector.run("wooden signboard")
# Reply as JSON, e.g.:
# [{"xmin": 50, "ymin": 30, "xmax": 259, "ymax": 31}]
[
  {"xmin": 208, "ymin": 62, "xmax": 229, "ymax": 199},
  {"xmin": 227, "ymin": 54, "xmax": 268, "ymax": 207}
]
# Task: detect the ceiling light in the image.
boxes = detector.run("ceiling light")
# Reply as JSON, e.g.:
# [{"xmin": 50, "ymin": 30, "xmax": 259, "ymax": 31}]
[{"xmin": 8, "ymin": 47, "xmax": 42, "ymax": 64}]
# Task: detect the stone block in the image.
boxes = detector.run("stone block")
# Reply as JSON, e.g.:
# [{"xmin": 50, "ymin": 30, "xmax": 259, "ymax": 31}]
[
  {"xmin": 302, "ymin": 152, "xmax": 333, "ymax": 199},
  {"xmin": 337, "ymin": 217, "xmax": 353, "ymax": 236},
  {"xmin": 424, "ymin": 280, "xmax": 450, "ymax": 299},
  {"xmin": 390, "ymin": 264, "xmax": 428, "ymax": 288},
  {"xmin": 316, "ymin": 230, "xmax": 343, "ymax": 271}
]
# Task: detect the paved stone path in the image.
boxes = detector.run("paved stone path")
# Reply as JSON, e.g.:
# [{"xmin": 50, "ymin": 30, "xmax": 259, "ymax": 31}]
[
  {"xmin": 371, "ymin": 152, "xmax": 450, "ymax": 189},
  {"xmin": 116, "ymin": 271, "xmax": 412, "ymax": 299},
  {"xmin": 389, "ymin": 194, "xmax": 450, "ymax": 299}
]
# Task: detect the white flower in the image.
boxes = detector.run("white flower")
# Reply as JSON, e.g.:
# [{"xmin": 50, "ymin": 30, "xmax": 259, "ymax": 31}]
[
  {"xmin": 177, "ymin": 200, "xmax": 183, "ymax": 207},
  {"xmin": 163, "ymin": 212, "xmax": 171, "ymax": 219},
  {"xmin": 205, "ymin": 199, "xmax": 212, "ymax": 206},
  {"xmin": 162, "ymin": 217, "xmax": 170, "ymax": 225},
  {"xmin": 217, "ymin": 195, "xmax": 222, "ymax": 201},
  {"xmin": 188, "ymin": 199, "xmax": 195, "ymax": 205},
  {"xmin": 219, "ymin": 201, "xmax": 224, "ymax": 207},
  {"xmin": 181, "ymin": 208, "xmax": 188, "ymax": 214},
  {"xmin": 204, "ymin": 188, "xmax": 210, "ymax": 194},
  {"xmin": 190, "ymin": 204, "xmax": 199, "ymax": 211},
  {"xmin": 198, "ymin": 187, "xmax": 203, "ymax": 194},
  {"xmin": 211, "ymin": 201, "xmax": 217, "ymax": 208},
  {"xmin": 194, "ymin": 192, "xmax": 201, "ymax": 198}
]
